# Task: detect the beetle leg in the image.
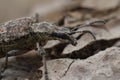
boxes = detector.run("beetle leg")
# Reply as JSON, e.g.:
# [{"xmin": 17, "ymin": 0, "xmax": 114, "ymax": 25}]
[
  {"xmin": 35, "ymin": 42, "xmax": 49, "ymax": 80},
  {"xmin": 0, "ymin": 50, "xmax": 28, "ymax": 78},
  {"xmin": 71, "ymin": 19, "xmax": 109, "ymax": 31},
  {"xmin": 35, "ymin": 42, "xmax": 47, "ymax": 56},
  {"xmin": 69, "ymin": 30, "xmax": 96, "ymax": 40}
]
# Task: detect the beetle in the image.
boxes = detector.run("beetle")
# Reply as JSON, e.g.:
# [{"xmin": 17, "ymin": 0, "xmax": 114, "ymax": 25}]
[{"xmin": 0, "ymin": 15, "xmax": 108, "ymax": 78}]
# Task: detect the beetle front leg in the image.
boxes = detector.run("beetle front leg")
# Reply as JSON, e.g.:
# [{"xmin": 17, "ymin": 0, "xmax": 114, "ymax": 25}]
[
  {"xmin": 79, "ymin": 30, "xmax": 96, "ymax": 40},
  {"xmin": 35, "ymin": 42, "xmax": 49, "ymax": 80},
  {"xmin": 35, "ymin": 42, "xmax": 47, "ymax": 56},
  {"xmin": 70, "ymin": 30, "xmax": 96, "ymax": 40}
]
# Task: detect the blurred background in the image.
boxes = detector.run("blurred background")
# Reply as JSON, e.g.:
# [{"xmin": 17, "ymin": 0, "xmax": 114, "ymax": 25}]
[{"xmin": 0, "ymin": 0, "xmax": 119, "ymax": 23}]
